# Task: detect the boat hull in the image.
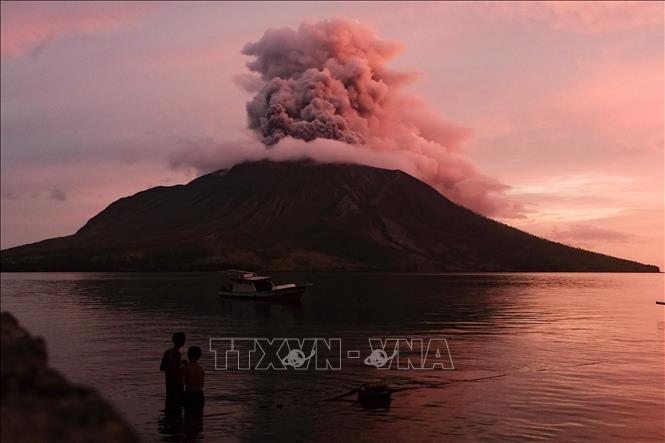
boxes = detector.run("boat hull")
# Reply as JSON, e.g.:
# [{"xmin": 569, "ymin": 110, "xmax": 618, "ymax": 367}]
[{"xmin": 218, "ymin": 284, "xmax": 308, "ymax": 302}]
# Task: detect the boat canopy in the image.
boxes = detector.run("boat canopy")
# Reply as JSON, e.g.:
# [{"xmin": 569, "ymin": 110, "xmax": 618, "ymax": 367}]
[
  {"xmin": 223, "ymin": 269, "xmax": 255, "ymax": 279},
  {"xmin": 222, "ymin": 270, "xmax": 272, "ymax": 281}
]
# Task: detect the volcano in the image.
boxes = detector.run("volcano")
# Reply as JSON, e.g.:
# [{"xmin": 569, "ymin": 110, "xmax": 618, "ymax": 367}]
[{"xmin": 0, "ymin": 160, "xmax": 658, "ymax": 272}]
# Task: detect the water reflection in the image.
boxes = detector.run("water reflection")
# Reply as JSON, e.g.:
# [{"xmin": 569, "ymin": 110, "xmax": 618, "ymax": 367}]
[
  {"xmin": 59, "ymin": 272, "xmax": 513, "ymax": 335},
  {"xmin": 1, "ymin": 272, "xmax": 663, "ymax": 442},
  {"xmin": 158, "ymin": 407, "xmax": 184, "ymax": 442},
  {"xmin": 158, "ymin": 406, "xmax": 204, "ymax": 442}
]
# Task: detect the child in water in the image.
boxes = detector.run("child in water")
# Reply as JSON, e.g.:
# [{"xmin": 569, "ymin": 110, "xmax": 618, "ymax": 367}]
[{"xmin": 183, "ymin": 346, "xmax": 205, "ymax": 412}]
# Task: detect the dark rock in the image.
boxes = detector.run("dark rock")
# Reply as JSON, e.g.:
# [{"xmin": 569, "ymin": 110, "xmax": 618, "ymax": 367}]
[{"xmin": 1, "ymin": 312, "xmax": 140, "ymax": 443}]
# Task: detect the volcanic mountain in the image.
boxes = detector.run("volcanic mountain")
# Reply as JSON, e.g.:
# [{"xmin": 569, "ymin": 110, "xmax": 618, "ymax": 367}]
[{"xmin": 0, "ymin": 160, "xmax": 659, "ymax": 272}]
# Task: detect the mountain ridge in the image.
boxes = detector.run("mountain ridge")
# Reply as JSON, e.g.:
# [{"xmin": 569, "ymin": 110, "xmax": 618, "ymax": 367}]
[{"xmin": 1, "ymin": 160, "xmax": 659, "ymax": 272}]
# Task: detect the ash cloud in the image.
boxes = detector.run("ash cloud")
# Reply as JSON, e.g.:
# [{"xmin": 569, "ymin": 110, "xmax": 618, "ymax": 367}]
[
  {"xmin": 234, "ymin": 19, "xmax": 523, "ymax": 218},
  {"xmin": 241, "ymin": 18, "xmax": 397, "ymax": 146},
  {"xmin": 165, "ymin": 19, "xmax": 522, "ymax": 217}
]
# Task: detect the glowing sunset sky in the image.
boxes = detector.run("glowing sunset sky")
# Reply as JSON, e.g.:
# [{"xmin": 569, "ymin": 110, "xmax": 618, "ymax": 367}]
[{"xmin": 1, "ymin": 1, "xmax": 663, "ymax": 268}]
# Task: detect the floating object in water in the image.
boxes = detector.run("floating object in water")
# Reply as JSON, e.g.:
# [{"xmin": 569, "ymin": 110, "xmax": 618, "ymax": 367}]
[
  {"xmin": 657, "ymin": 301, "xmax": 665, "ymax": 305},
  {"xmin": 357, "ymin": 384, "xmax": 392, "ymax": 409},
  {"xmin": 324, "ymin": 383, "xmax": 393, "ymax": 408},
  {"xmin": 218, "ymin": 269, "xmax": 312, "ymax": 302}
]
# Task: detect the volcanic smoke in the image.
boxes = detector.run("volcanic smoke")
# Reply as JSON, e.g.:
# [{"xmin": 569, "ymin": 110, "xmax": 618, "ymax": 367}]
[
  {"xmin": 235, "ymin": 19, "xmax": 522, "ymax": 217},
  {"xmin": 171, "ymin": 18, "xmax": 522, "ymax": 218}
]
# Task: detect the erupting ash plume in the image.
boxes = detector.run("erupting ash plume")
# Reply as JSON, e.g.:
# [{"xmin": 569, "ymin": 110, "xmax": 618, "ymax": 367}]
[
  {"xmin": 241, "ymin": 19, "xmax": 402, "ymax": 146},
  {"xmin": 172, "ymin": 19, "xmax": 522, "ymax": 217},
  {"xmin": 235, "ymin": 19, "xmax": 522, "ymax": 217}
]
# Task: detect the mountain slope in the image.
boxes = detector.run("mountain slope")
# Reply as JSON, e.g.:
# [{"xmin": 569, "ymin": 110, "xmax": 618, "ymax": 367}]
[{"xmin": 1, "ymin": 160, "xmax": 659, "ymax": 272}]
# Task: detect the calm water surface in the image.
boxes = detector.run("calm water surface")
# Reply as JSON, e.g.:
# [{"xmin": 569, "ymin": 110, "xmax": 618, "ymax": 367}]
[{"xmin": 1, "ymin": 272, "xmax": 663, "ymax": 442}]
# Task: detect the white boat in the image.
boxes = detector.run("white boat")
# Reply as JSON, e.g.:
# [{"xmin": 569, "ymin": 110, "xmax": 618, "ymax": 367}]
[{"xmin": 218, "ymin": 270, "xmax": 310, "ymax": 302}]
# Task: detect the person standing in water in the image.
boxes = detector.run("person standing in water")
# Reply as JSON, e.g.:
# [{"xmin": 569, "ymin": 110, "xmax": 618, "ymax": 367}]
[
  {"xmin": 160, "ymin": 332, "xmax": 186, "ymax": 408},
  {"xmin": 183, "ymin": 346, "xmax": 205, "ymax": 412}
]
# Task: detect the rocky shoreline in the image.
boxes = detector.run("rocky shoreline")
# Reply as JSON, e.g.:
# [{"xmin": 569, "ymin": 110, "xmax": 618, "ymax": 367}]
[{"xmin": 1, "ymin": 311, "xmax": 139, "ymax": 443}]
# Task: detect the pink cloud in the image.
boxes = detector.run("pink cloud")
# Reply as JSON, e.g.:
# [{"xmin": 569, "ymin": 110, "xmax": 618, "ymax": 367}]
[
  {"xmin": 143, "ymin": 39, "xmax": 247, "ymax": 72},
  {"xmin": 549, "ymin": 224, "xmax": 633, "ymax": 248},
  {"xmin": 545, "ymin": 57, "xmax": 664, "ymax": 152},
  {"xmin": 167, "ymin": 137, "xmax": 266, "ymax": 174},
  {"xmin": 481, "ymin": 1, "xmax": 663, "ymax": 34},
  {"xmin": 511, "ymin": 207, "xmax": 663, "ymax": 268},
  {"xmin": 0, "ymin": 1, "xmax": 150, "ymax": 57},
  {"xmin": 168, "ymin": 136, "xmax": 526, "ymax": 218}
]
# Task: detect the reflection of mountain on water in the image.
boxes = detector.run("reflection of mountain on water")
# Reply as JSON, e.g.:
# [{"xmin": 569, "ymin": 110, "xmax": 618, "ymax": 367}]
[
  {"xmin": 7, "ymin": 271, "xmax": 607, "ymax": 343},
  {"xmin": 50, "ymin": 272, "xmax": 525, "ymax": 335},
  {"xmin": 9, "ymin": 272, "xmax": 593, "ymax": 338}
]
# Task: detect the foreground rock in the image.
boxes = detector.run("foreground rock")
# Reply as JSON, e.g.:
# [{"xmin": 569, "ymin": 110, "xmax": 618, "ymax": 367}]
[{"xmin": 1, "ymin": 312, "xmax": 139, "ymax": 443}]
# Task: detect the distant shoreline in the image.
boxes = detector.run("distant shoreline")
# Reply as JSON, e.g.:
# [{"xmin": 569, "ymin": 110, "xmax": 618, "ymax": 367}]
[
  {"xmin": 0, "ymin": 269, "xmax": 661, "ymax": 274},
  {"xmin": 1, "ymin": 161, "xmax": 660, "ymax": 275}
]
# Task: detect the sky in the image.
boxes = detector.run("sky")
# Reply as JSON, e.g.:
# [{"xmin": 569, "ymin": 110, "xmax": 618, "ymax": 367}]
[{"xmin": 1, "ymin": 1, "xmax": 663, "ymax": 268}]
